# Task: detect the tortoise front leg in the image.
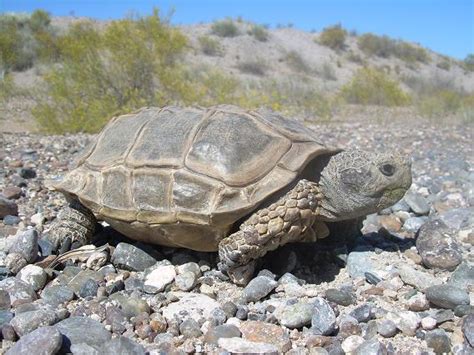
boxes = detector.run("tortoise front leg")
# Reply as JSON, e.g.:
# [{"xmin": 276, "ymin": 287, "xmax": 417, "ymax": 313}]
[
  {"xmin": 47, "ymin": 199, "xmax": 97, "ymax": 252},
  {"xmin": 218, "ymin": 179, "xmax": 322, "ymax": 285}
]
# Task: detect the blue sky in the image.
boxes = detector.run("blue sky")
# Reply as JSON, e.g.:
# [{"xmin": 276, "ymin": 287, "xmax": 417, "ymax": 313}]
[{"xmin": 2, "ymin": 0, "xmax": 473, "ymax": 59}]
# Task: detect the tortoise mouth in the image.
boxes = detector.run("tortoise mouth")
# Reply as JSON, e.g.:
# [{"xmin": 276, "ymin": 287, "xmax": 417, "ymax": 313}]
[{"xmin": 377, "ymin": 187, "xmax": 408, "ymax": 210}]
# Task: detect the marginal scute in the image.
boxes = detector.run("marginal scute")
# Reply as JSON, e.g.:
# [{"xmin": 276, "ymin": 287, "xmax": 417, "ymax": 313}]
[
  {"xmin": 279, "ymin": 141, "xmax": 334, "ymax": 172},
  {"xmin": 86, "ymin": 109, "xmax": 152, "ymax": 167},
  {"xmin": 127, "ymin": 108, "xmax": 201, "ymax": 167},
  {"xmin": 186, "ymin": 111, "xmax": 291, "ymax": 186}
]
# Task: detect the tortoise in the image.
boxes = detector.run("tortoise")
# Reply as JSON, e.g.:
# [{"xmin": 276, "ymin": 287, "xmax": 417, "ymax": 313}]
[{"xmin": 49, "ymin": 105, "xmax": 412, "ymax": 284}]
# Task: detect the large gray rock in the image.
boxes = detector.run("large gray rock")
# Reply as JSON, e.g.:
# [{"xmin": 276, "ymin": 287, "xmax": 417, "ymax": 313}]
[
  {"xmin": 311, "ymin": 297, "xmax": 336, "ymax": 336},
  {"xmin": 425, "ymin": 329, "xmax": 451, "ymax": 354},
  {"xmin": 242, "ymin": 276, "xmax": 277, "ymax": 303},
  {"xmin": 41, "ymin": 285, "xmax": 75, "ymax": 305},
  {"xmin": 397, "ymin": 264, "xmax": 442, "ymax": 291},
  {"xmin": 9, "ymin": 229, "xmax": 39, "ymax": 263},
  {"xmin": 416, "ymin": 219, "xmax": 462, "ymax": 271},
  {"xmin": 111, "ymin": 243, "xmax": 157, "ymax": 271},
  {"xmin": 0, "ymin": 277, "xmax": 37, "ymax": 307},
  {"xmin": 425, "ymin": 284, "xmax": 470, "ymax": 310},
  {"xmin": 10, "ymin": 309, "xmax": 58, "ymax": 336},
  {"xmin": 0, "ymin": 196, "xmax": 18, "ymax": 218},
  {"xmin": 462, "ymin": 314, "xmax": 474, "ymax": 347},
  {"xmin": 274, "ymin": 301, "xmax": 313, "ymax": 329},
  {"xmin": 448, "ymin": 262, "xmax": 474, "ymax": 291},
  {"xmin": 6, "ymin": 326, "xmax": 62, "ymax": 355},
  {"xmin": 55, "ymin": 316, "xmax": 111, "ymax": 352},
  {"xmin": 346, "ymin": 246, "xmax": 381, "ymax": 279}
]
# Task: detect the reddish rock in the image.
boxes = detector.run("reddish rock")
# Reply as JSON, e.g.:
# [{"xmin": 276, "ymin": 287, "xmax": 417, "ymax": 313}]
[
  {"xmin": 240, "ymin": 320, "xmax": 291, "ymax": 352},
  {"xmin": 2, "ymin": 186, "xmax": 22, "ymax": 200}
]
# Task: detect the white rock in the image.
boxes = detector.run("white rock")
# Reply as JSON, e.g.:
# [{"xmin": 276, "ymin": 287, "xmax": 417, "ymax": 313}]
[
  {"xmin": 341, "ymin": 335, "xmax": 365, "ymax": 354},
  {"xmin": 218, "ymin": 337, "xmax": 279, "ymax": 354},
  {"xmin": 421, "ymin": 316, "xmax": 437, "ymax": 330},
  {"xmin": 162, "ymin": 293, "xmax": 220, "ymax": 323},
  {"xmin": 386, "ymin": 311, "xmax": 421, "ymax": 336},
  {"xmin": 144, "ymin": 265, "xmax": 176, "ymax": 292},
  {"xmin": 226, "ymin": 317, "xmax": 241, "ymax": 328},
  {"xmin": 16, "ymin": 264, "xmax": 47, "ymax": 291},
  {"xmin": 30, "ymin": 213, "xmax": 45, "ymax": 226}
]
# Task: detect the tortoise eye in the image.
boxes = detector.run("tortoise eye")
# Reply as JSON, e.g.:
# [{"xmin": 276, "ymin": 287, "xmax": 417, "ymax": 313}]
[{"xmin": 380, "ymin": 163, "xmax": 395, "ymax": 176}]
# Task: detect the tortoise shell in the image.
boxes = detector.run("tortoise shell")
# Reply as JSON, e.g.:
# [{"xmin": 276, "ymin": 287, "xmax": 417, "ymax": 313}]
[{"xmin": 56, "ymin": 105, "xmax": 339, "ymax": 251}]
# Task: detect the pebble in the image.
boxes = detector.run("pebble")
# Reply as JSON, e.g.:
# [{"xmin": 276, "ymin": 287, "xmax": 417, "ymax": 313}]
[
  {"xmin": 311, "ymin": 297, "xmax": 336, "ymax": 336},
  {"xmin": 325, "ymin": 288, "xmax": 355, "ymax": 306},
  {"xmin": 41, "ymin": 285, "xmax": 75, "ymax": 305},
  {"xmin": 341, "ymin": 335, "xmax": 365, "ymax": 353},
  {"xmin": 16, "ymin": 264, "xmax": 48, "ymax": 291},
  {"xmin": 354, "ymin": 338, "xmax": 387, "ymax": 355},
  {"xmin": 421, "ymin": 316, "xmax": 437, "ymax": 330},
  {"xmin": 346, "ymin": 247, "xmax": 380, "ymax": 278},
  {"xmin": 218, "ymin": 337, "xmax": 279, "ymax": 354},
  {"xmin": 3, "ymin": 215, "xmax": 21, "ymax": 225},
  {"xmin": 0, "ymin": 196, "xmax": 18, "ymax": 218},
  {"xmin": 204, "ymin": 324, "xmax": 241, "ymax": 344},
  {"xmin": 161, "ymin": 293, "xmax": 220, "ymax": 323},
  {"xmin": 0, "ymin": 310, "xmax": 13, "ymax": 327},
  {"xmin": 242, "ymin": 275, "xmax": 278, "ymax": 303},
  {"xmin": 404, "ymin": 193, "xmax": 430, "ymax": 215},
  {"xmin": 275, "ymin": 301, "xmax": 313, "ymax": 329},
  {"xmin": 454, "ymin": 304, "xmax": 474, "ymax": 317},
  {"xmin": 70, "ymin": 343, "xmax": 100, "ymax": 354},
  {"xmin": 403, "ymin": 216, "xmax": 428, "ymax": 232},
  {"xmin": 386, "ymin": 311, "xmax": 421, "ymax": 336},
  {"xmin": 349, "ymin": 304, "xmax": 373, "ymax": 323},
  {"xmin": 109, "ymin": 293, "xmax": 150, "ymax": 319},
  {"xmin": 462, "ymin": 314, "xmax": 474, "ymax": 347},
  {"xmin": 102, "ymin": 336, "xmax": 146, "ymax": 355},
  {"xmin": 448, "ymin": 262, "xmax": 474, "ymax": 291},
  {"xmin": 1, "ymin": 186, "xmax": 22, "ymax": 200},
  {"xmin": 67, "ymin": 269, "xmax": 104, "ymax": 296},
  {"xmin": 55, "ymin": 316, "xmax": 112, "ymax": 353},
  {"xmin": 377, "ymin": 319, "xmax": 397, "ymax": 338},
  {"xmin": 175, "ymin": 271, "xmax": 197, "ymax": 291},
  {"xmin": 0, "ymin": 277, "xmax": 37, "ymax": 306},
  {"xmin": 416, "ymin": 219, "xmax": 462, "ymax": 271},
  {"xmin": 143, "ymin": 263, "xmax": 176, "ymax": 293},
  {"xmin": 19, "ymin": 167, "xmax": 36, "ymax": 179},
  {"xmin": 240, "ymin": 320, "xmax": 292, "ymax": 352},
  {"xmin": 111, "ymin": 242, "xmax": 157, "ymax": 271},
  {"xmin": 425, "ymin": 329, "xmax": 451, "ymax": 354},
  {"xmin": 176, "ymin": 262, "xmax": 201, "ymax": 277},
  {"xmin": 179, "ymin": 318, "xmax": 203, "ymax": 338},
  {"xmin": 5, "ymin": 326, "xmax": 62, "ymax": 355},
  {"xmin": 407, "ymin": 293, "xmax": 430, "ymax": 311},
  {"xmin": 397, "ymin": 264, "xmax": 441, "ymax": 291},
  {"xmin": 78, "ymin": 278, "xmax": 99, "ymax": 298},
  {"xmin": 425, "ymin": 284, "xmax": 470, "ymax": 310},
  {"xmin": 2, "ymin": 323, "xmax": 17, "ymax": 341},
  {"xmin": 9, "ymin": 229, "xmax": 39, "ymax": 263},
  {"xmin": 10, "ymin": 309, "xmax": 58, "ymax": 336},
  {"xmin": 5, "ymin": 252, "xmax": 28, "ymax": 274}
]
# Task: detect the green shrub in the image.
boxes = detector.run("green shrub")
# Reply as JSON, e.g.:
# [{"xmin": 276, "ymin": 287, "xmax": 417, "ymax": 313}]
[
  {"xmin": 340, "ymin": 67, "xmax": 411, "ymax": 106},
  {"xmin": 346, "ymin": 51, "xmax": 365, "ymax": 64},
  {"xmin": 436, "ymin": 60, "xmax": 451, "ymax": 71},
  {"xmin": 318, "ymin": 24, "xmax": 347, "ymax": 51},
  {"xmin": 248, "ymin": 25, "xmax": 269, "ymax": 42},
  {"xmin": 211, "ymin": 19, "xmax": 239, "ymax": 37},
  {"xmin": 358, "ymin": 33, "xmax": 429, "ymax": 63},
  {"xmin": 236, "ymin": 59, "xmax": 267, "ymax": 76},
  {"xmin": 285, "ymin": 51, "xmax": 311, "ymax": 74},
  {"xmin": 33, "ymin": 11, "xmax": 188, "ymax": 133},
  {"xmin": 198, "ymin": 35, "xmax": 223, "ymax": 56}
]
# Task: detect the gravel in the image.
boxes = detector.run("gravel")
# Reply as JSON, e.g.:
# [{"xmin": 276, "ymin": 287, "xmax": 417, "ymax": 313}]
[{"xmin": 0, "ymin": 120, "xmax": 472, "ymax": 354}]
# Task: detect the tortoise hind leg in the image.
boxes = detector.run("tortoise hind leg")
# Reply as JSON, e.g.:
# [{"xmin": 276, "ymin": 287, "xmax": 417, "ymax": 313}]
[
  {"xmin": 47, "ymin": 199, "xmax": 97, "ymax": 252},
  {"xmin": 218, "ymin": 179, "xmax": 322, "ymax": 285}
]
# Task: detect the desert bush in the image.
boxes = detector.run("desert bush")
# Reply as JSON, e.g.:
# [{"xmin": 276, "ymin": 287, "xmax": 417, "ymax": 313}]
[
  {"xmin": 436, "ymin": 60, "xmax": 451, "ymax": 71},
  {"xmin": 198, "ymin": 35, "xmax": 223, "ymax": 56},
  {"xmin": 236, "ymin": 59, "xmax": 267, "ymax": 76},
  {"xmin": 33, "ymin": 10, "xmax": 188, "ymax": 133},
  {"xmin": 318, "ymin": 24, "xmax": 347, "ymax": 51},
  {"xmin": 248, "ymin": 24, "xmax": 269, "ymax": 42},
  {"xmin": 340, "ymin": 67, "xmax": 411, "ymax": 106},
  {"xmin": 211, "ymin": 19, "xmax": 239, "ymax": 37},
  {"xmin": 346, "ymin": 51, "xmax": 365, "ymax": 64},
  {"xmin": 463, "ymin": 54, "xmax": 474, "ymax": 71},
  {"xmin": 358, "ymin": 33, "xmax": 429, "ymax": 63},
  {"xmin": 317, "ymin": 62, "xmax": 337, "ymax": 81},
  {"xmin": 285, "ymin": 50, "xmax": 311, "ymax": 74}
]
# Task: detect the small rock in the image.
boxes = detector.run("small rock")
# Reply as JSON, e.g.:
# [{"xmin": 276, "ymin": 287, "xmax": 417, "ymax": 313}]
[
  {"xmin": 397, "ymin": 264, "xmax": 441, "ymax": 291},
  {"xmin": 41, "ymin": 285, "xmax": 75, "ymax": 305},
  {"xmin": 403, "ymin": 216, "xmax": 428, "ymax": 233},
  {"xmin": 454, "ymin": 304, "xmax": 474, "ymax": 317},
  {"xmin": 218, "ymin": 337, "xmax": 279, "ymax": 354},
  {"xmin": 404, "ymin": 193, "xmax": 430, "ymax": 215},
  {"xmin": 221, "ymin": 301, "xmax": 237, "ymax": 318},
  {"xmin": 204, "ymin": 324, "xmax": 241, "ymax": 344},
  {"xmin": 176, "ymin": 262, "xmax": 201, "ymax": 277},
  {"xmin": 5, "ymin": 326, "xmax": 62, "ymax": 355},
  {"xmin": 55, "ymin": 316, "xmax": 112, "ymax": 352},
  {"xmin": 68, "ymin": 269, "xmax": 104, "ymax": 296},
  {"xmin": 2, "ymin": 323, "xmax": 17, "ymax": 341},
  {"xmin": 2, "ymin": 186, "xmax": 22, "ymax": 200},
  {"xmin": 144, "ymin": 264, "xmax": 176, "ymax": 293},
  {"xmin": 311, "ymin": 297, "xmax": 336, "ymax": 336},
  {"xmin": 105, "ymin": 306, "xmax": 127, "ymax": 334},
  {"xmin": 377, "ymin": 319, "xmax": 397, "ymax": 338},
  {"xmin": 175, "ymin": 271, "xmax": 197, "ymax": 291},
  {"xmin": 111, "ymin": 243, "xmax": 157, "ymax": 271},
  {"xmin": 341, "ymin": 335, "xmax": 365, "ymax": 353},
  {"xmin": 275, "ymin": 301, "xmax": 313, "ymax": 329},
  {"xmin": 109, "ymin": 293, "xmax": 150, "ymax": 319},
  {"xmin": 5, "ymin": 252, "xmax": 28, "ymax": 274},
  {"xmin": 425, "ymin": 284, "xmax": 470, "ymax": 310},
  {"xmin": 346, "ymin": 247, "xmax": 381, "ymax": 278},
  {"xmin": 379, "ymin": 215, "xmax": 402, "ymax": 232},
  {"xmin": 240, "ymin": 320, "xmax": 291, "ymax": 353},
  {"xmin": 0, "ymin": 196, "xmax": 18, "ymax": 218},
  {"xmin": 16, "ymin": 264, "xmax": 48, "ymax": 291},
  {"xmin": 19, "ymin": 167, "xmax": 36, "ymax": 179},
  {"xmin": 179, "ymin": 318, "xmax": 203, "ymax": 338},
  {"xmin": 78, "ymin": 278, "xmax": 99, "ymax": 298},
  {"xmin": 407, "ymin": 293, "xmax": 430, "ymax": 311},
  {"xmin": 325, "ymin": 288, "xmax": 355, "ymax": 306},
  {"xmin": 9, "ymin": 229, "xmax": 39, "ymax": 263},
  {"xmin": 161, "ymin": 293, "xmax": 220, "ymax": 323},
  {"xmin": 70, "ymin": 343, "xmax": 100, "ymax": 355},
  {"xmin": 349, "ymin": 304, "xmax": 373, "ymax": 323},
  {"xmin": 10, "ymin": 309, "xmax": 58, "ymax": 336},
  {"xmin": 3, "ymin": 215, "xmax": 21, "ymax": 225},
  {"xmin": 0, "ymin": 310, "xmax": 14, "ymax": 326},
  {"xmin": 462, "ymin": 314, "xmax": 474, "ymax": 347},
  {"xmin": 386, "ymin": 311, "xmax": 420, "ymax": 336},
  {"xmin": 242, "ymin": 276, "xmax": 277, "ymax": 303},
  {"xmin": 0, "ymin": 277, "xmax": 37, "ymax": 306},
  {"xmin": 425, "ymin": 329, "xmax": 451, "ymax": 354},
  {"xmin": 354, "ymin": 338, "xmax": 387, "ymax": 355},
  {"xmin": 448, "ymin": 262, "xmax": 474, "ymax": 291},
  {"xmin": 391, "ymin": 199, "xmax": 411, "ymax": 212},
  {"xmin": 102, "ymin": 336, "xmax": 146, "ymax": 355},
  {"xmin": 416, "ymin": 219, "xmax": 462, "ymax": 271},
  {"xmin": 30, "ymin": 213, "xmax": 45, "ymax": 226},
  {"xmin": 421, "ymin": 317, "xmax": 437, "ymax": 330}
]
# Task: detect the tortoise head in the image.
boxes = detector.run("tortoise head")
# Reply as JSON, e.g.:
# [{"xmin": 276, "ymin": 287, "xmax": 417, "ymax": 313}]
[{"xmin": 317, "ymin": 150, "xmax": 412, "ymax": 221}]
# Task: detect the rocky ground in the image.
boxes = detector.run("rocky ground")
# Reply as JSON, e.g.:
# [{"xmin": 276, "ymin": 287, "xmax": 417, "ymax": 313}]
[{"xmin": 0, "ymin": 119, "xmax": 473, "ymax": 354}]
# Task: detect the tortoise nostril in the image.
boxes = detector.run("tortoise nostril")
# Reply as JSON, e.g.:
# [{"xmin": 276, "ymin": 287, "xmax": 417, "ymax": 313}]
[{"xmin": 380, "ymin": 163, "xmax": 395, "ymax": 176}]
